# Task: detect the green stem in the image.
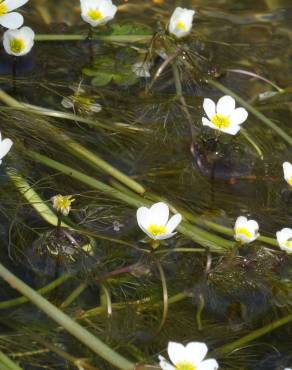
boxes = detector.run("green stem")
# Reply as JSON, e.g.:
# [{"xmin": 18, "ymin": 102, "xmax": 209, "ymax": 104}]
[
  {"xmin": 0, "ymin": 263, "xmax": 135, "ymax": 370},
  {"xmin": 208, "ymin": 79, "xmax": 292, "ymax": 146},
  {"xmin": 35, "ymin": 34, "xmax": 152, "ymax": 43},
  {"xmin": 214, "ymin": 313, "xmax": 292, "ymax": 357},
  {"xmin": 0, "ymin": 351, "xmax": 23, "ymax": 370},
  {"xmin": 61, "ymin": 283, "xmax": 88, "ymax": 309},
  {"xmin": 0, "ymin": 274, "xmax": 71, "ymax": 309}
]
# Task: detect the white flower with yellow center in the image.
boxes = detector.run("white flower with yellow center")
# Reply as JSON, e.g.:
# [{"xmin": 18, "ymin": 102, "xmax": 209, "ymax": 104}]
[
  {"xmin": 159, "ymin": 341, "xmax": 219, "ymax": 370},
  {"xmin": 202, "ymin": 95, "xmax": 248, "ymax": 135},
  {"xmin": 0, "ymin": 131, "xmax": 13, "ymax": 164},
  {"xmin": 51, "ymin": 195, "xmax": 75, "ymax": 216},
  {"xmin": 283, "ymin": 162, "xmax": 292, "ymax": 187},
  {"xmin": 0, "ymin": 0, "xmax": 28, "ymax": 29},
  {"xmin": 234, "ymin": 216, "xmax": 259, "ymax": 244},
  {"xmin": 80, "ymin": 0, "xmax": 117, "ymax": 27},
  {"xmin": 3, "ymin": 26, "xmax": 34, "ymax": 56},
  {"xmin": 276, "ymin": 228, "xmax": 292, "ymax": 253},
  {"xmin": 136, "ymin": 202, "xmax": 182, "ymax": 240},
  {"xmin": 168, "ymin": 7, "xmax": 195, "ymax": 39}
]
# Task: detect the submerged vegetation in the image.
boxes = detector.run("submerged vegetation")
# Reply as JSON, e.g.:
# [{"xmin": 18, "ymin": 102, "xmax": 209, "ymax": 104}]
[{"xmin": 0, "ymin": 0, "xmax": 292, "ymax": 369}]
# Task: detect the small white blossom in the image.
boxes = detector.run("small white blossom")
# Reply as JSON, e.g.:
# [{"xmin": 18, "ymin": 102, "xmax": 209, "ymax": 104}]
[
  {"xmin": 159, "ymin": 341, "xmax": 219, "ymax": 370},
  {"xmin": 51, "ymin": 195, "xmax": 75, "ymax": 216},
  {"xmin": 132, "ymin": 62, "xmax": 151, "ymax": 78},
  {"xmin": 80, "ymin": 0, "xmax": 117, "ymax": 27},
  {"xmin": 169, "ymin": 7, "xmax": 195, "ymax": 39},
  {"xmin": 234, "ymin": 216, "xmax": 259, "ymax": 244},
  {"xmin": 276, "ymin": 228, "xmax": 292, "ymax": 254},
  {"xmin": 202, "ymin": 95, "xmax": 248, "ymax": 135},
  {"xmin": 136, "ymin": 202, "xmax": 182, "ymax": 240},
  {"xmin": 283, "ymin": 162, "xmax": 292, "ymax": 187},
  {"xmin": 0, "ymin": 0, "xmax": 29, "ymax": 29},
  {"xmin": 0, "ymin": 131, "xmax": 13, "ymax": 164},
  {"xmin": 3, "ymin": 26, "xmax": 34, "ymax": 56}
]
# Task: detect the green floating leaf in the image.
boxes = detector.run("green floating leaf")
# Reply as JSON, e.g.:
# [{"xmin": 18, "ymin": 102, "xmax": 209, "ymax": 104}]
[
  {"xmin": 91, "ymin": 72, "xmax": 114, "ymax": 87},
  {"xmin": 106, "ymin": 22, "xmax": 152, "ymax": 36}
]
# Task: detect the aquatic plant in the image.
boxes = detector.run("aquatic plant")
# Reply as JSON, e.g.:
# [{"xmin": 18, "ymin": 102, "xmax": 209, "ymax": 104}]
[
  {"xmin": 168, "ymin": 7, "xmax": 195, "ymax": 39},
  {"xmin": 234, "ymin": 216, "xmax": 259, "ymax": 244},
  {"xmin": 276, "ymin": 228, "xmax": 292, "ymax": 254},
  {"xmin": 80, "ymin": 0, "xmax": 117, "ymax": 27},
  {"xmin": 283, "ymin": 162, "xmax": 292, "ymax": 187},
  {"xmin": 0, "ymin": 130, "xmax": 13, "ymax": 164},
  {"xmin": 0, "ymin": 0, "xmax": 28, "ymax": 29}
]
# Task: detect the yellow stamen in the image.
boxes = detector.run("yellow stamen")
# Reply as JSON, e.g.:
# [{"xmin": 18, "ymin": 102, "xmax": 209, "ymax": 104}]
[
  {"xmin": 0, "ymin": 2, "xmax": 8, "ymax": 16},
  {"xmin": 147, "ymin": 224, "xmax": 167, "ymax": 237},
  {"xmin": 176, "ymin": 20, "xmax": 187, "ymax": 31},
  {"xmin": 10, "ymin": 39, "xmax": 26, "ymax": 54},
  {"xmin": 211, "ymin": 113, "xmax": 230, "ymax": 129},
  {"xmin": 52, "ymin": 195, "xmax": 75, "ymax": 216},
  {"xmin": 235, "ymin": 227, "xmax": 252, "ymax": 239},
  {"xmin": 284, "ymin": 240, "xmax": 292, "ymax": 249},
  {"xmin": 288, "ymin": 176, "xmax": 292, "ymax": 186},
  {"xmin": 175, "ymin": 361, "xmax": 196, "ymax": 370},
  {"xmin": 87, "ymin": 9, "xmax": 103, "ymax": 21}
]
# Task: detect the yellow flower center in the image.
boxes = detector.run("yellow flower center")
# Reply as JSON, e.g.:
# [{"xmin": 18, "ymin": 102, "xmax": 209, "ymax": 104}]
[
  {"xmin": 53, "ymin": 195, "xmax": 75, "ymax": 215},
  {"xmin": 10, "ymin": 38, "xmax": 26, "ymax": 54},
  {"xmin": 288, "ymin": 176, "xmax": 292, "ymax": 186},
  {"xmin": 175, "ymin": 361, "xmax": 196, "ymax": 370},
  {"xmin": 0, "ymin": 2, "xmax": 8, "ymax": 16},
  {"xmin": 87, "ymin": 9, "xmax": 103, "ymax": 21},
  {"xmin": 284, "ymin": 240, "xmax": 292, "ymax": 249},
  {"xmin": 147, "ymin": 224, "xmax": 167, "ymax": 236},
  {"xmin": 211, "ymin": 114, "xmax": 230, "ymax": 129},
  {"xmin": 176, "ymin": 20, "xmax": 187, "ymax": 31},
  {"xmin": 235, "ymin": 227, "xmax": 252, "ymax": 239}
]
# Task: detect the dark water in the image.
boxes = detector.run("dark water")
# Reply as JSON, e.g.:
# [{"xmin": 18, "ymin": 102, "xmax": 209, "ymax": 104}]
[{"xmin": 0, "ymin": 0, "xmax": 292, "ymax": 369}]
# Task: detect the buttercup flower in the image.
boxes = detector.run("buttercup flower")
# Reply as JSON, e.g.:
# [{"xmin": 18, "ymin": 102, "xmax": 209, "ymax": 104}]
[
  {"xmin": 283, "ymin": 162, "xmax": 292, "ymax": 187},
  {"xmin": 52, "ymin": 195, "xmax": 75, "ymax": 216},
  {"xmin": 0, "ymin": 0, "xmax": 28, "ymax": 29},
  {"xmin": 132, "ymin": 62, "xmax": 151, "ymax": 78},
  {"xmin": 80, "ymin": 0, "xmax": 117, "ymax": 27},
  {"xmin": 276, "ymin": 228, "xmax": 292, "ymax": 254},
  {"xmin": 159, "ymin": 341, "xmax": 219, "ymax": 370},
  {"xmin": 3, "ymin": 26, "xmax": 34, "ymax": 56},
  {"xmin": 0, "ymin": 131, "xmax": 13, "ymax": 164},
  {"xmin": 136, "ymin": 202, "xmax": 182, "ymax": 240},
  {"xmin": 234, "ymin": 216, "xmax": 259, "ymax": 244},
  {"xmin": 168, "ymin": 7, "xmax": 195, "ymax": 39},
  {"xmin": 202, "ymin": 95, "xmax": 248, "ymax": 135}
]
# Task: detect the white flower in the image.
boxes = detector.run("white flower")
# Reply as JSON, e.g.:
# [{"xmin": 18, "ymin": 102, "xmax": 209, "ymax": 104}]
[
  {"xmin": 159, "ymin": 341, "xmax": 219, "ymax": 370},
  {"xmin": 168, "ymin": 7, "xmax": 195, "ymax": 39},
  {"xmin": 202, "ymin": 95, "xmax": 248, "ymax": 135},
  {"xmin": 276, "ymin": 228, "xmax": 292, "ymax": 253},
  {"xmin": 283, "ymin": 162, "xmax": 292, "ymax": 187},
  {"xmin": 136, "ymin": 202, "xmax": 182, "ymax": 240},
  {"xmin": 234, "ymin": 216, "xmax": 259, "ymax": 244},
  {"xmin": 132, "ymin": 62, "xmax": 151, "ymax": 78},
  {"xmin": 0, "ymin": 131, "xmax": 13, "ymax": 164},
  {"xmin": 51, "ymin": 194, "xmax": 75, "ymax": 216},
  {"xmin": 3, "ymin": 26, "xmax": 34, "ymax": 56},
  {"xmin": 0, "ymin": 0, "xmax": 29, "ymax": 29},
  {"xmin": 80, "ymin": 0, "xmax": 117, "ymax": 27}
]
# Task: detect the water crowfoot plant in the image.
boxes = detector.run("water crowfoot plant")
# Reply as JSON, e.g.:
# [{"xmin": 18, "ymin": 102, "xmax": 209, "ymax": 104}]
[
  {"xmin": 80, "ymin": 0, "xmax": 117, "ymax": 27},
  {"xmin": 0, "ymin": 130, "xmax": 13, "ymax": 164},
  {"xmin": 283, "ymin": 162, "xmax": 292, "ymax": 187},
  {"xmin": 0, "ymin": 0, "xmax": 28, "ymax": 29},
  {"xmin": 159, "ymin": 341, "xmax": 219, "ymax": 370},
  {"xmin": 202, "ymin": 95, "xmax": 248, "ymax": 135},
  {"xmin": 168, "ymin": 7, "xmax": 195, "ymax": 39},
  {"xmin": 276, "ymin": 228, "xmax": 292, "ymax": 253},
  {"xmin": 234, "ymin": 216, "xmax": 259, "ymax": 244},
  {"xmin": 3, "ymin": 26, "xmax": 35, "ymax": 56}
]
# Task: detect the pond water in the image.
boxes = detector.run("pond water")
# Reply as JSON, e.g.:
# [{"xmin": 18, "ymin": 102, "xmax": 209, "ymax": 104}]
[{"xmin": 0, "ymin": 0, "xmax": 292, "ymax": 369}]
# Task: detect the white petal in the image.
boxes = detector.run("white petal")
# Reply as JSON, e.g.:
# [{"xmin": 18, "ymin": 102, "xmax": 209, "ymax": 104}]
[
  {"xmin": 216, "ymin": 95, "xmax": 236, "ymax": 116},
  {"xmin": 0, "ymin": 138, "xmax": 13, "ymax": 160},
  {"xmin": 234, "ymin": 216, "xmax": 247, "ymax": 229},
  {"xmin": 149, "ymin": 202, "xmax": 169, "ymax": 226},
  {"xmin": 167, "ymin": 342, "xmax": 187, "ymax": 365},
  {"xmin": 184, "ymin": 342, "xmax": 208, "ymax": 365},
  {"xmin": 197, "ymin": 359, "xmax": 219, "ymax": 370},
  {"xmin": 203, "ymin": 98, "xmax": 216, "ymax": 120},
  {"xmin": 220, "ymin": 124, "xmax": 241, "ymax": 136},
  {"xmin": 19, "ymin": 26, "xmax": 35, "ymax": 39},
  {"xmin": 158, "ymin": 356, "xmax": 175, "ymax": 370},
  {"xmin": 246, "ymin": 220, "xmax": 259, "ymax": 234},
  {"xmin": 283, "ymin": 162, "xmax": 292, "ymax": 182},
  {"xmin": 276, "ymin": 228, "xmax": 292, "ymax": 247},
  {"xmin": 4, "ymin": 0, "xmax": 28, "ymax": 11},
  {"xmin": 136, "ymin": 207, "xmax": 151, "ymax": 230},
  {"xmin": 156, "ymin": 232, "xmax": 176, "ymax": 240},
  {"xmin": 229, "ymin": 107, "xmax": 248, "ymax": 125},
  {"xmin": 0, "ymin": 12, "xmax": 23, "ymax": 29},
  {"xmin": 166, "ymin": 213, "xmax": 182, "ymax": 233}
]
